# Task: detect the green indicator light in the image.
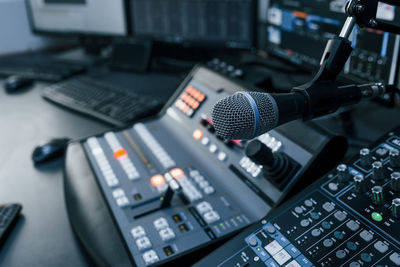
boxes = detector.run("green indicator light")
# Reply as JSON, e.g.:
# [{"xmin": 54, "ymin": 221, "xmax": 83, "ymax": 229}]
[
  {"xmin": 214, "ymin": 226, "xmax": 217, "ymax": 229},
  {"xmin": 371, "ymin": 212, "xmax": 383, "ymax": 222},
  {"xmin": 160, "ymin": 197, "xmax": 164, "ymax": 201},
  {"xmin": 257, "ymin": 247, "xmax": 261, "ymax": 251},
  {"xmin": 231, "ymin": 219, "xmax": 234, "ymax": 222},
  {"xmin": 236, "ymin": 216, "xmax": 240, "ymax": 220},
  {"xmin": 220, "ymin": 223, "xmax": 223, "ymax": 226}
]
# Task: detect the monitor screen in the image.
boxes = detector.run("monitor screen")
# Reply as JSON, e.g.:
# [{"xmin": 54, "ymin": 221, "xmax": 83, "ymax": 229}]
[
  {"xmin": 129, "ymin": 0, "xmax": 256, "ymax": 49},
  {"xmin": 260, "ymin": 0, "xmax": 400, "ymax": 84},
  {"xmin": 28, "ymin": 0, "xmax": 127, "ymax": 36}
]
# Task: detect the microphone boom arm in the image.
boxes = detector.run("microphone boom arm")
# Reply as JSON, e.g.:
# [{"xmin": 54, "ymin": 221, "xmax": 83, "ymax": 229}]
[{"xmin": 290, "ymin": 0, "xmax": 400, "ymax": 121}]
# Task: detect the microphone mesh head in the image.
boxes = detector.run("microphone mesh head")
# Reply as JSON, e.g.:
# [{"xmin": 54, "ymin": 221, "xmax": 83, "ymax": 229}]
[{"xmin": 212, "ymin": 91, "xmax": 278, "ymax": 140}]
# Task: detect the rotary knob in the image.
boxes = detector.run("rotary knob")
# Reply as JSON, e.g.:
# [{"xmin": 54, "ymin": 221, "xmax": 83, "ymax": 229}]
[
  {"xmin": 390, "ymin": 149, "xmax": 400, "ymax": 168},
  {"xmin": 391, "ymin": 172, "xmax": 400, "ymax": 191},
  {"xmin": 372, "ymin": 161, "xmax": 385, "ymax": 181},
  {"xmin": 353, "ymin": 174, "xmax": 368, "ymax": 193},
  {"xmin": 371, "ymin": 186, "xmax": 384, "ymax": 206},
  {"xmin": 337, "ymin": 164, "xmax": 350, "ymax": 183},
  {"xmin": 392, "ymin": 198, "xmax": 400, "ymax": 218},
  {"xmin": 360, "ymin": 148, "xmax": 373, "ymax": 169}
]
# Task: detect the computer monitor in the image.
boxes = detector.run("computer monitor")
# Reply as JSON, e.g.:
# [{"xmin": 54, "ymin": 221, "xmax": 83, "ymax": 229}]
[
  {"xmin": 128, "ymin": 0, "xmax": 256, "ymax": 49},
  {"xmin": 27, "ymin": 0, "xmax": 127, "ymax": 36},
  {"xmin": 260, "ymin": 0, "xmax": 400, "ymax": 85}
]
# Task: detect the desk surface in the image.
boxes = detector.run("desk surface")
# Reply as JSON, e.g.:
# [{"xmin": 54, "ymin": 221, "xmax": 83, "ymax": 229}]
[{"xmin": 0, "ymin": 79, "xmax": 112, "ymax": 266}]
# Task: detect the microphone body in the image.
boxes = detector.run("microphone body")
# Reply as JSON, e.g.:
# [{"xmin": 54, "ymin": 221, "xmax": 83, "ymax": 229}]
[{"xmin": 212, "ymin": 83, "xmax": 384, "ymax": 140}]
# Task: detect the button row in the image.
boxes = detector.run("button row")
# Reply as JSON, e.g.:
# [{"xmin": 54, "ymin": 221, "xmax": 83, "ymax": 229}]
[
  {"xmin": 188, "ymin": 169, "xmax": 215, "ymax": 195},
  {"xmin": 134, "ymin": 123, "xmax": 175, "ymax": 169},
  {"xmin": 112, "ymin": 188, "xmax": 130, "ymax": 208},
  {"xmin": 130, "ymin": 226, "xmax": 160, "ymax": 265},
  {"xmin": 168, "ymin": 168, "xmax": 203, "ymax": 202},
  {"xmin": 153, "ymin": 217, "xmax": 176, "ymax": 242},
  {"xmin": 258, "ymin": 133, "xmax": 282, "ymax": 153},
  {"xmin": 174, "ymin": 84, "xmax": 206, "ymax": 117},
  {"xmin": 196, "ymin": 201, "xmax": 221, "ymax": 224},
  {"xmin": 239, "ymin": 156, "xmax": 262, "ymax": 178},
  {"xmin": 197, "ymin": 134, "xmax": 228, "ymax": 162},
  {"xmin": 87, "ymin": 137, "xmax": 119, "ymax": 188},
  {"xmin": 104, "ymin": 132, "xmax": 140, "ymax": 180}
]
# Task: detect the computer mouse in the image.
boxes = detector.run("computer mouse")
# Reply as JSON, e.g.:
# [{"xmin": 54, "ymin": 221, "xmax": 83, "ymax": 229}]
[
  {"xmin": 4, "ymin": 76, "xmax": 34, "ymax": 93},
  {"xmin": 32, "ymin": 138, "xmax": 71, "ymax": 165}
]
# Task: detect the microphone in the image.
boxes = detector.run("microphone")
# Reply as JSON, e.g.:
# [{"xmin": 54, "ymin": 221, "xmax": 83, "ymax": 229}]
[{"xmin": 212, "ymin": 83, "xmax": 385, "ymax": 140}]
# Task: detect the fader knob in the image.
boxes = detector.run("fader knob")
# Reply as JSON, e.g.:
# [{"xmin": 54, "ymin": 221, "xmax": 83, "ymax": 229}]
[
  {"xmin": 372, "ymin": 161, "xmax": 385, "ymax": 181},
  {"xmin": 353, "ymin": 174, "xmax": 368, "ymax": 193},
  {"xmin": 360, "ymin": 148, "xmax": 373, "ymax": 168},
  {"xmin": 392, "ymin": 198, "xmax": 400, "ymax": 218},
  {"xmin": 390, "ymin": 149, "xmax": 400, "ymax": 168},
  {"xmin": 371, "ymin": 186, "xmax": 384, "ymax": 206},
  {"xmin": 391, "ymin": 172, "xmax": 400, "ymax": 191},
  {"xmin": 337, "ymin": 164, "xmax": 350, "ymax": 183}
]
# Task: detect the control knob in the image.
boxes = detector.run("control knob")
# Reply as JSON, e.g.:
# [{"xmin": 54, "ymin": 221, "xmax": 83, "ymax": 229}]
[
  {"xmin": 392, "ymin": 198, "xmax": 400, "ymax": 218},
  {"xmin": 245, "ymin": 140, "xmax": 293, "ymax": 184},
  {"xmin": 353, "ymin": 174, "xmax": 368, "ymax": 193},
  {"xmin": 372, "ymin": 161, "xmax": 385, "ymax": 181},
  {"xmin": 371, "ymin": 186, "xmax": 384, "ymax": 206},
  {"xmin": 337, "ymin": 164, "xmax": 350, "ymax": 183},
  {"xmin": 390, "ymin": 149, "xmax": 400, "ymax": 168},
  {"xmin": 360, "ymin": 148, "xmax": 373, "ymax": 169},
  {"xmin": 391, "ymin": 172, "xmax": 400, "ymax": 191}
]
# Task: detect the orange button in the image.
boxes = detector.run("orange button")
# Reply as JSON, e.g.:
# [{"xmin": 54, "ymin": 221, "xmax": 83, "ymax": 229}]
[
  {"xmin": 191, "ymin": 101, "xmax": 199, "ymax": 109},
  {"xmin": 150, "ymin": 175, "xmax": 165, "ymax": 187},
  {"xmin": 197, "ymin": 93, "xmax": 205, "ymax": 102},
  {"xmin": 170, "ymin": 168, "xmax": 184, "ymax": 179},
  {"xmin": 193, "ymin": 129, "xmax": 203, "ymax": 140},
  {"xmin": 186, "ymin": 85, "xmax": 194, "ymax": 94},
  {"xmin": 113, "ymin": 148, "xmax": 127, "ymax": 159}
]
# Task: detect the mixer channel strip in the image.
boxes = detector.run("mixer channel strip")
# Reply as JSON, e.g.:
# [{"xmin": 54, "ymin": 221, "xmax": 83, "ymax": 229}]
[{"xmin": 133, "ymin": 123, "xmax": 176, "ymax": 169}]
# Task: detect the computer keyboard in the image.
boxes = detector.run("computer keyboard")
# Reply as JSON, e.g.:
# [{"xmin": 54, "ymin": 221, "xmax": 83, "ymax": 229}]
[
  {"xmin": 0, "ymin": 204, "xmax": 22, "ymax": 247},
  {"xmin": 42, "ymin": 77, "xmax": 163, "ymax": 126},
  {"xmin": 0, "ymin": 60, "xmax": 85, "ymax": 82}
]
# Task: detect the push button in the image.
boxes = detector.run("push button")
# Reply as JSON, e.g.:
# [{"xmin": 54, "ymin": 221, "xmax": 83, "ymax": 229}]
[
  {"xmin": 390, "ymin": 252, "xmax": 400, "ymax": 266},
  {"xmin": 142, "ymin": 250, "xmax": 159, "ymax": 265},
  {"xmin": 159, "ymin": 227, "xmax": 175, "ymax": 242},
  {"xmin": 196, "ymin": 201, "xmax": 213, "ymax": 214},
  {"xmin": 323, "ymin": 202, "xmax": 335, "ymax": 212},
  {"xmin": 136, "ymin": 236, "xmax": 152, "ymax": 251},
  {"xmin": 265, "ymin": 240, "xmax": 282, "ymax": 256},
  {"xmin": 153, "ymin": 217, "xmax": 169, "ymax": 230},
  {"xmin": 286, "ymin": 244, "xmax": 300, "ymax": 258},
  {"xmin": 346, "ymin": 220, "xmax": 360, "ymax": 231},
  {"xmin": 203, "ymin": 211, "xmax": 220, "ymax": 224},
  {"xmin": 334, "ymin": 211, "xmax": 347, "ymax": 221},
  {"xmin": 374, "ymin": 241, "xmax": 389, "ymax": 253},
  {"xmin": 273, "ymin": 249, "xmax": 291, "ymax": 265},
  {"xmin": 131, "ymin": 226, "xmax": 146, "ymax": 239},
  {"xmin": 360, "ymin": 230, "xmax": 373, "ymax": 242}
]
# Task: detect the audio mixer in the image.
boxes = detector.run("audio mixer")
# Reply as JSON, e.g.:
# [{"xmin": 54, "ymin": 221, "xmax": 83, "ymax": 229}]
[
  {"xmin": 195, "ymin": 127, "xmax": 400, "ymax": 267},
  {"xmin": 63, "ymin": 66, "xmax": 346, "ymax": 266}
]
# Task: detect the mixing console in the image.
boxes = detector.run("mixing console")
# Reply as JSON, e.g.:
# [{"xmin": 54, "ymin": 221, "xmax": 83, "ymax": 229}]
[
  {"xmin": 64, "ymin": 66, "xmax": 346, "ymax": 266},
  {"xmin": 195, "ymin": 127, "xmax": 400, "ymax": 267}
]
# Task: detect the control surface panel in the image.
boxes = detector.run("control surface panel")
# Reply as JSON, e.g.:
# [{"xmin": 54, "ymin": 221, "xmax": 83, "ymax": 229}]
[{"xmin": 70, "ymin": 66, "xmax": 344, "ymax": 266}]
